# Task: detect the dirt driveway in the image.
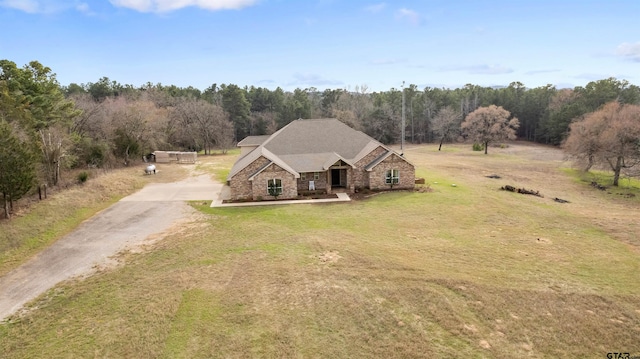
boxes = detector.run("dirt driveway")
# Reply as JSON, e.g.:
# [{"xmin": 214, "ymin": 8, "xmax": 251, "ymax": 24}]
[{"xmin": 0, "ymin": 173, "xmax": 223, "ymax": 321}]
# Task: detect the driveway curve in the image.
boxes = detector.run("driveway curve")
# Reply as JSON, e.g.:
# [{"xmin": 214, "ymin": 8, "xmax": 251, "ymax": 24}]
[{"xmin": 0, "ymin": 173, "xmax": 222, "ymax": 321}]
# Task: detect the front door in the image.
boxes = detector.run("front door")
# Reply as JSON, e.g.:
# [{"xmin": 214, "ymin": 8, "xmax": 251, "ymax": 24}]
[
  {"xmin": 331, "ymin": 169, "xmax": 346, "ymax": 187},
  {"xmin": 331, "ymin": 169, "xmax": 340, "ymax": 187}
]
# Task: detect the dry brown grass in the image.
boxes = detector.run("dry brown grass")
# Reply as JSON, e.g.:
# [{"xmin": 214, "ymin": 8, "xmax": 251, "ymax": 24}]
[
  {"xmin": 1, "ymin": 144, "xmax": 639, "ymax": 358},
  {"xmin": 405, "ymin": 142, "xmax": 640, "ymax": 248},
  {"xmin": 0, "ymin": 161, "xmax": 191, "ymax": 276}
]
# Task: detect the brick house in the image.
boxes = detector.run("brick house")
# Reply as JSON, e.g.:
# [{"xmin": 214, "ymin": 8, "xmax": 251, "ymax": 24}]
[{"xmin": 227, "ymin": 118, "xmax": 415, "ymax": 201}]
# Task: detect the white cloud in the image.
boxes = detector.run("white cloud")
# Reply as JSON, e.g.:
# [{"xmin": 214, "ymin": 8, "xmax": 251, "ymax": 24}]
[
  {"xmin": 0, "ymin": 0, "xmax": 65, "ymax": 13},
  {"xmin": 75, "ymin": 2, "xmax": 94, "ymax": 15},
  {"xmin": 440, "ymin": 64, "xmax": 513, "ymax": 75},
  {"xmin": 364, "ymin": 3, "xmax": 385, "ymax": 13},
  {"xmin": 1, "ymin": 0, "xmax": 38, "ymax": 12},
  {"xmin": 109, "ymin": 0, "xmax": 258, "ymax": 12},
  {"xmin": 0, "ymin": 0, "xmax": 93, "ymax": 14},
  {"xmin": 395, "ymin": 8, "xmax": 420, "ymax": 25},
  {"xmin": 615, "ymin": 42, "xmax": 640, "ymax": 62}
]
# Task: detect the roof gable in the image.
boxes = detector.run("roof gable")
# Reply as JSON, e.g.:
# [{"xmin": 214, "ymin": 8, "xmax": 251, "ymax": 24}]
[
  {"xmin": 247, "ymin": 161, "xmax": 297, "ymax": 181},
  {"xmin": 365, "ymin": 151, "xmax": 414, "ymax": 171},
  {"xmin": 227, "ymin": 146, "xmax": 299, "ymax": 180}
]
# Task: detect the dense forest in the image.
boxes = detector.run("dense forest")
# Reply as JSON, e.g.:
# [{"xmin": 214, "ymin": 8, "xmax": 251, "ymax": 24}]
[
  {"xmin": 2, "ymin": 59, "xmax": 640, "ymax": 217},
  {"xmin": 63, "ymin": 72, "xmax": 640, "ymax": 146}
]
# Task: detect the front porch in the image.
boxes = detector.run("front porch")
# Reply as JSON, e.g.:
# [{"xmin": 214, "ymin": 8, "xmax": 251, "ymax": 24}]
[{"xmin": 297, "ymin": 161, "xmax": 355, "ymax": 195}]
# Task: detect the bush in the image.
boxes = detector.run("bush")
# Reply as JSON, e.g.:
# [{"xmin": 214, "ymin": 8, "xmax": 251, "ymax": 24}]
[
  {"xmin": 472, "ymin": 143, "xmax": 485, "ymax": 151},
  {"xmin": 71, "ymin": 135, "xmax": 109, "ymax": 169},
  {"xmin": 77, "ymin": 171, "xmax": 89, "ymax": 183}
]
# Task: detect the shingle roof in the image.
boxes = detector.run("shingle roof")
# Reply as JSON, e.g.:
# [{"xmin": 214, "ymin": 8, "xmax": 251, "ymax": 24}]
[
  {"xmin": 237, "ymin": 135, "xmax": 270, "ymax": 147},
  {"xmin": 364, "ymin": 151, "xmax": 393, "ymax": 171},
  {"xmin": 228, "ymin": 118, "xmax": 399, "ymax": 180},
  {"xmin": 278, "ymin": 152, "xmax": 355, "ymax": 173},
  {"xmin": 263, "ymin": 119, "xmax": 376, "ymax": 158}
]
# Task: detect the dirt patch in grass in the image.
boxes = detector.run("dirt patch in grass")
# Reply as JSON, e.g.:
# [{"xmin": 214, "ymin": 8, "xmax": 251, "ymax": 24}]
[{"xmin": 317, "ymin": 251, "xmax": 342, "ymax": 264}]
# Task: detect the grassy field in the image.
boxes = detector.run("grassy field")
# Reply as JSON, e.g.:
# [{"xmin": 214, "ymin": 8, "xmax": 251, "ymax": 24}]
[{"xmin": 1, "ymin": 143, "xmax": 639, "ymax": 358}]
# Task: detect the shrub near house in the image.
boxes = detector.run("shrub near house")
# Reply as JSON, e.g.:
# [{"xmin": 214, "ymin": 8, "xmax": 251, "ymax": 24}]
[{"xmin": 227, "ymin": 118, "xmax": 415, "ymax": 201}]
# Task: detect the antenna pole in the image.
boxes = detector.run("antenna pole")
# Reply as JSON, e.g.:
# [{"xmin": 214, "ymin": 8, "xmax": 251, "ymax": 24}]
[{"xmin": 401, "ymin": 81, "xmax": 405, "ymax": 156}]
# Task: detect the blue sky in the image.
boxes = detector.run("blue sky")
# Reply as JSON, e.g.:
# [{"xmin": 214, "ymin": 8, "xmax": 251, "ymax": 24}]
[{"xmin": 1, "ymin": 0, "xmax": 639, "ymax": 92}]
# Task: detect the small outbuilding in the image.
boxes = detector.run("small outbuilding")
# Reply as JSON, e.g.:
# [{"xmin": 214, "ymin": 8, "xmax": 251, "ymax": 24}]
[{"xmin": 153, "ymin": 151, "xmax": 197, "ymax": 164}]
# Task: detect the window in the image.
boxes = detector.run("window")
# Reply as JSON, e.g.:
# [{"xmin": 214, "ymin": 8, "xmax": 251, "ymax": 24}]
[
  {"xmin": 314, "ymin": 172, "xmax": 320, "ymax": 180},
  {"xmin": 267, "ymin": 179, "xmax": 282, "ymax": 196},
  {"xmin": 301, "ymin": 172, "xmax": 307, "ymax": 180},
  {"xmin": 385, "ymin": 169, "xmax": 399, "ymax": 185}
]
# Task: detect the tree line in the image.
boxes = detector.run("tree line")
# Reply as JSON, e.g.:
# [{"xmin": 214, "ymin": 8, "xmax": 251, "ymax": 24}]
[
  {"xmin": 66, "ymin": 75, "xmax": 640, "ymax": 146},
  {"xmin": 2, "ymin": 59, "xmax": 640, "ymax": 218}
]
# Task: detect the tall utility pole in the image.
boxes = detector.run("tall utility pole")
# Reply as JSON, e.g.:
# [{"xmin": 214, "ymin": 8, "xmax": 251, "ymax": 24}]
[{"xmin": 401, "ymin": 81, "xmax": 405, "ymax": 156}]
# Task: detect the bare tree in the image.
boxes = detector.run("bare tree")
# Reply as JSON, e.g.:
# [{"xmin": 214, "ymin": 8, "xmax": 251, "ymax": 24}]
[
  {"xmin": 69, "ymin": 93, "xmax": 104, "ymax": 138},
  {"xmin": 112, "ymin": 111, "xmax": 147, "ymax": 166},
  {"xmin": 172, "ymin": 99, "xmax": 234, "ymax": 154},
  {"xmin": 350, "ymin": 85, "xmax": 373, "ymax": 127},
  {"xmin": 331, "ymin": 108, "xmax": 358, "ymax": 129},
  {"xmin": 333, "ymin": 88, "xmax": 373, "ymax": 131},
  {"xmin": 212, "ymin": 117, "xmax": 235, "ymax": 154},
  {"xmin": 461, "ymin": 105, "xmax": 520, "ymax": 154},
  {"xmin": 103, "ymin": 97, "xmax": 157, "ymax": 165},
  {"xmin": 562, "ymin": 115, "xmax": 601, "ymax": 171},
  {"xmin": 564, "ymin": 102, "xmax": 640, "ymax": 186},
  {"xmin": 432, "ymin": 106, "xmax": 462, "ymax": 151},
  {"xmin": 39, "ymin": 126, "xmax": 70, "ymax": 185},
  {"xmin": 364, "ymin": 102, "xmax": 400, "ymax": 145}
]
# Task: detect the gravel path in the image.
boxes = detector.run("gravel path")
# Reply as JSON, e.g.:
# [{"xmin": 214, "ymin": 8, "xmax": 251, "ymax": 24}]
[{"xmin": 0, "ymin": 174, "xmax": 222, "ymax": 321}]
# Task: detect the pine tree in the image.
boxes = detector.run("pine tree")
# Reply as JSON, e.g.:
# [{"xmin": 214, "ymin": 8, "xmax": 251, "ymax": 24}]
[{"xmin": 0, "ymin": 121, "xmax": 36, "ymax": 219}]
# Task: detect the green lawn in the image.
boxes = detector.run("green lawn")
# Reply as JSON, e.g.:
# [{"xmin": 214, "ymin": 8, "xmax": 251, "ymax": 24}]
[{"xmin": 1, "ymin": 144, "xmax": 639, "ymax": 358}]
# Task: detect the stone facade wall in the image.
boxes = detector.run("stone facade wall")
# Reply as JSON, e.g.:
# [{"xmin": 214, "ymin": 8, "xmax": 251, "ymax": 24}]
[
  {"xmin": 229, "ymin": 156, "xmax": 270, "ymax": 200},
  {"xmin": 297, "ymin": 172, "xmax": 328, "ymax": 192},
  {"xmin": 354, "ymin": 146, "xmax": 387, "ymax": 189},
  {"xmin": 346, "ymin": 167, "xmax": 355, "ymax": 192},
  {"xmin": 252, "ymin": 164, "xmax": 297, "ymax": 200},
  {"xmin": 368, "ymin": 154, "xmax": 415, "ymax": 191},
  {"xmin": 230, "ymin": 146, "xmax": 415, "ymax": 201}
]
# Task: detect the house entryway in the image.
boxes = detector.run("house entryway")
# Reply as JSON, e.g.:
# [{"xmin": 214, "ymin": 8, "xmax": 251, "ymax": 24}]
[{"xmin": 331, "ymin": 168, "xmax": 347, "ymax": 188}]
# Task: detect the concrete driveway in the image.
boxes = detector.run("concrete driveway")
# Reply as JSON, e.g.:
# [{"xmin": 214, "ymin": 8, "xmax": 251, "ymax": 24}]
[
  {"xmin": 0, "ymin": 174, "xmax": 222, "ymax": 321},
  {"xmin": 121, "ymin": 174, "xmax": 223, "ymax": 202}
]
